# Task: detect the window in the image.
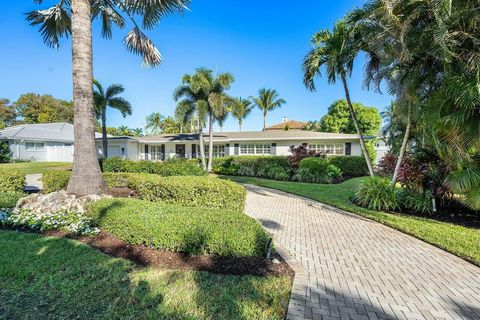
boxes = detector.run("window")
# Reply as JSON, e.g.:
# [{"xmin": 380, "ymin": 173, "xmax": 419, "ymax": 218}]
[
  {"xmin": 239, "ymin": 144, "xmax": 271, "ymax": 155},
  {"xmin": 309, "ymin": 144, "xmax": 344, "ymax": 155},
  {"xmin": 25, "ymin": 142, "xmax": 44, "ymax": 151},
  {"xmin": 150, "ymin": 145, "xmax": 163, "ymax": 161},
  {"xmin": 204, "ymin": 145, "xmax": 226, "ymax": 158}
]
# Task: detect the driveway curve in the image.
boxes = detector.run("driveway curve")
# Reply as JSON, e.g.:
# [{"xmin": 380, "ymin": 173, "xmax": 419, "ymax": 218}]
[{"xmin": 244, "ymin": 184, "xmax": 480, "ymax": 320}]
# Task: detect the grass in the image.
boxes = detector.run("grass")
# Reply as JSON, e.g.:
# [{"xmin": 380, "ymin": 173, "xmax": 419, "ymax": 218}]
[
  {"xmin": 0, "ymin": 230, "xmax": 291, "ymax": 320},
  {"xmin": 224, "ymin": 176, "xmax": 480, "ymax": 266},
  {"xmin": 0, "ymin": 162, "xmax": 71, "ymax": 174}
]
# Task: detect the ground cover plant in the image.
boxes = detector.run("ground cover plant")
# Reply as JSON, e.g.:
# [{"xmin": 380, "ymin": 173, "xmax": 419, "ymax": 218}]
[
  {"xmin": 0, "ymin": 171, "xmax": 25, "ymax": 193},
  {"xmin": 0, "ymin": 230, "xmax": 291, "ymax": 320}
]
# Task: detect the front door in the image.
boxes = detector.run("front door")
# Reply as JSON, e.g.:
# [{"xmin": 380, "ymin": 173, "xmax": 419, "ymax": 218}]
[{"xmin": 175, "ymin": 144, "xmax": 186, "ymax": 158}]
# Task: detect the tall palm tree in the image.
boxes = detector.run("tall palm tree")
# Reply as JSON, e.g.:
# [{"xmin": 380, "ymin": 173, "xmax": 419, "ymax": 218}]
[
  {"xmin": 145, "ymin": 112, "xmax": 165, "ymax": 135},
  {"xmin": 250, "ymin": 88, "xmax": 286, "ymax": 131},
  {"xmin": 228, "ymin": 97, "xmax": 253, "ymax": 132},
  {"xmin": 27, "ymin": 0, "xmax": 189, "ymax": 195},
  {"xmin": 216, "ymin": 108, "xmax": 229, "ymax": 132},
  {"xmin": 117, "ymin": 125, "xmax": 132, "ymax": 136},
  {"xmin": 302, "ymin": 20, "xmax": 375, "ymax": 177},
  {"xmin": 93, "ymin": 80, "xmax": 132, "ymax": 158},
  {"xmin": 131, "ymin": 128, "xmax": 144, "ymax": 137}
]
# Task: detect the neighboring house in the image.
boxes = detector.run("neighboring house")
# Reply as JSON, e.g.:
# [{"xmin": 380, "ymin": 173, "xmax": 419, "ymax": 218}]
[
  {"xmin": 0, "ymin": 123, "xmax": 101, "ymax": 162},
  {"xmin": 265, "ymin": 117, "xmax": 307, "ymax": 131},
  {"xmin": 101, "ymin": 130, "xmax": 364, "ymax": 161},
  {"xmin": 374, "ymin": 138, "xmax": 390, "ymax": 164}
]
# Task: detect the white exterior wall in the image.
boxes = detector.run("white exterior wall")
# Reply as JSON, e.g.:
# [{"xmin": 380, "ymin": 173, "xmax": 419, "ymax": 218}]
[{"xmin": 7, "ymin": 139, "xmax": 73, "ymax": 162}]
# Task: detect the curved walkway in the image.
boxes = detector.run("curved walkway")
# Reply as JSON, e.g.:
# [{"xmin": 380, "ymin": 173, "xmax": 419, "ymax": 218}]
[{"xmin": 244, "ymin": 184, "xmax": 480, "ymax": 320}]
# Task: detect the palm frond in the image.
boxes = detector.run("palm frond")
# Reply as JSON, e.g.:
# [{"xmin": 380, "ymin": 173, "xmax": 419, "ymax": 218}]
[
  {"xmin": 108, "ymin": 97, "xmax": 132, "ymax": 117},
  {"xmin": 124, "ymin": 26, "xmax": 162, "ymax": 67},
  {"xmin": 26, "ymin": 2, "xmax": 71, "ymax": 49}
]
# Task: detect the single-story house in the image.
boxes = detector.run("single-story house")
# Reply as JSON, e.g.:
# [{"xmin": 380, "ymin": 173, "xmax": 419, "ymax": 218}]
[{"xmin": 102, "ymin": 130, "xmax": 364, "ymax": 161}]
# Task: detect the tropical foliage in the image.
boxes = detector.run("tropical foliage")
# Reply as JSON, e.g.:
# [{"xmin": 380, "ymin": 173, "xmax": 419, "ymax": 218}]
[
  {"xmin": 228, "ymin": 97, "xmax": 253, "ymax": 132},
  {"xmin": 250, "ymin": 88, "xmax": 286, "ymax": 131}
]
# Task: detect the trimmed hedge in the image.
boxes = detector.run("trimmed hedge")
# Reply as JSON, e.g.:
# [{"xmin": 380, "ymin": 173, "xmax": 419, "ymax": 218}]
[
  {"xmin": 87, "ymin": 198, "xmax": 270, "ymax": 257},
  {"xmin": 294, "ymin": 158, "xmax": 342, "ymax": 184},
  {"xmin": 329, "ymin": 156, "xmax": 368, "ymax": 177},
  {"xmin": 42, "ymin": 171, "xmax": 246, "ymax": 212},
  {"xmin": 213, "ymin": 156, "xmax": 291, "ymax": 181},
  {"xmin": 0, "ymin": 171, "xmax": 25, "ymax": 193},
  {"xmin": 101, "ymin": 157, "xmax": 205, "ymax": 176},
  {"xmin": 0, "ymin": 192, "xmax": 24, "ymax": 208}
]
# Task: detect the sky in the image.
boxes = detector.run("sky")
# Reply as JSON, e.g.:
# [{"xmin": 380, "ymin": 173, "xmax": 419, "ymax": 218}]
[{"xmin": 0, "ymin": 0, "xmax": 392, "ymax": 132}]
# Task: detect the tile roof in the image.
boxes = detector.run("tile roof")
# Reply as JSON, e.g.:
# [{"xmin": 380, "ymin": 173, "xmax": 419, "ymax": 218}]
[{"xmin": 265, "ymin": 120, "xmax": 307, "ymax": 130}]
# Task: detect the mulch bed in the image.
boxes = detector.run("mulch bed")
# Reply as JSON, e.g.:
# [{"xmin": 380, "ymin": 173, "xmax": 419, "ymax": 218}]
[
  {"xmin": 105, "ymin": 187, "xmax": 138, "ymax": 198},
  {"xmin": 41, "ymin": 230, "xmax": 294, "ymax": 278}
]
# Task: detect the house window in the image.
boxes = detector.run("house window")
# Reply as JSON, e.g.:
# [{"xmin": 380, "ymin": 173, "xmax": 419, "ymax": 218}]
[
  {"xmin": 204, "ymin": 145, "xmax": 226, "ymax": 158},
  {"xmin": 25, "ymin": 142, "xmax": 44, "ymax": 151},
  {"xmin": 240, "ymin": 144, "xmax": 271, "ymax": 155},
  {"xmin": 150, "ymin": 145, "xmax": 163, "ymax": 161},
  {"xmin": 309, "ymin": 144, "xmax": 344, "ymax": 155}
]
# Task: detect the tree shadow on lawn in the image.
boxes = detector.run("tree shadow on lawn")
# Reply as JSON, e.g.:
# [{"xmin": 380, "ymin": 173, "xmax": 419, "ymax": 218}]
[{"xmin": 0, "ymin": 230, "xmax": 290, "ymax": 320}]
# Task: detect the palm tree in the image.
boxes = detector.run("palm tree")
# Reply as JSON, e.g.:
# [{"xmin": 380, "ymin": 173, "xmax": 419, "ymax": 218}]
[
  {"xmin": 117, "ymin": 125, "xmax": 132, "ymax": 136},
  {"xmin": 302, "ymin": 20, "xmax": 375, "ymax": 177},
  {"xmin": 27, "ymin": 0, "xmax": 189, "ymax": 195},
  {"xmin": 93, "ymin": 80, "xmax": 132, "ymax": 158},
  {"xmin": 250, "ymin": 88, "xmax": 286, "ymax": 131},
  {"xmin": 131, "ymin": 128, "xmax": 143, "ymax": 137},
  {"xmin": 160, "ymin": 116, "xmax": 182, "ymax": 134},
  {"xmin": 228, "ymin": 97, "xmax": 253, "ymax": 132},
  {"xmin": 216, "ymin": 108, "xmax": 229, "ymax": 132},
  {"xmin": 145, "ymin": 112, "xmax": 165, "ymax": 135}
]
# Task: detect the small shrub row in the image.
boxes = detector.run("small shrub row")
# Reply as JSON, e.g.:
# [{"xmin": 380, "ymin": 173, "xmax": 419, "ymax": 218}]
[
  {"xmin": 42, "ymin": 171, "xmax": 246, "ymax": 212},
  {"xmin": 0, "ymin": 171, "xmax": 25, "ymax": 193},
  {"xmin": 0, "ymin": 192, "xmax": 24, "ymax": 209},
  {"xmin": 87, "ymin": 198, "xmax": 270, "ymax": 257},
  {"xmin": 101, "ymin": 157, "xmax": 205, "ymax": 176},
  {"xmin": 294, "ymin": 158, "xmax": 342, "ymax": 184}
]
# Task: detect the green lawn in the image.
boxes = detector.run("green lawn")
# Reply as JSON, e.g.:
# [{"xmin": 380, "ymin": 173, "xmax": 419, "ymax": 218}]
[
  {"xmin": 0, "ymin": 230, "xmax": 291, "ymax": 320},
  {"xmin": 224, "ymin": 176, "xmax": 480, "ymax": 266},
  {"xmin": 0, "ymin": 162, "xmax": 71, "ymax": 174}
]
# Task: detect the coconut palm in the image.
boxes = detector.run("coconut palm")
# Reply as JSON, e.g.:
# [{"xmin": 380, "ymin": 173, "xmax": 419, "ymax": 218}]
[
  {"xmin": 145, "ymin": 112, "xmax": 165, "ymax": 135},
  {"xmin": 250, "ymin": 89, "xmax": 286, "ymax": 131},
  {"xmin": 131, "ymin": 128, "xmax": 144, "ymax": 137},
  {"xmin": 93, "ymin": 80, "xmax": 132, "ymax": 158},
  {"xmin": 117, "ymin": 125, "xmax": 132, "ymax": 136},
  {"xmin": 27, "ymin": 0, "xmax": 189, "ymax": 195},
  {"xmin": 302, "ymin": 20, "xmax": 375, "ymax": 177},
  {"xmin": 228, "ymin": 97, "xmax": 253, "ymax": 132}
]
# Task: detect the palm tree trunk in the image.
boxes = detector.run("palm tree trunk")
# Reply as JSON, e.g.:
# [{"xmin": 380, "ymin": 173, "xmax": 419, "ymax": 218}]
[
  {"xmin": 263, "ymin": 112, "xmax": 267, "ymax": 131},
  {"xmin": 341, "ymin": 75, "xmax": 375, "ymax": 177},
  {"xmin": 198, "ymin": 125, "xmax": 206, "ymax": 170},
  {"xmin": 391, "ymin": 101, "xmax": 412, "ymax": 187},
  {"xmin": 239, "ymin": 119, "xmax": 242, "ymax": 132},
  {"xmin": 67, "ymin": 0, "xmax": 106, "ymax": 195},
  {"xmin": 207, "ymin": 113, "xmax": 214, "ymax": 172},
  {"xmin": 101, "ymin": 109, "xmax": 108, "ymax": 158}
]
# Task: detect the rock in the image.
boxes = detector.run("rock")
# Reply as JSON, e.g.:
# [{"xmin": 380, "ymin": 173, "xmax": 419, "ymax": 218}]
[{"xmin": 15, "ymin": 191, "xmax": 112, "ymax": 216}]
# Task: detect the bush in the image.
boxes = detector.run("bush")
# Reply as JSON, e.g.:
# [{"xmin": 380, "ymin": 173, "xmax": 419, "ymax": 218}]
[
  {"xmin": 42, "ymin": 171, "xmax": 71, "ymax": 193},
  {"xmin": 101, "ymin": 157, "xmax": 205, "ymax": 176},
  {"xmin": 0, "ymin": 171, "xmax": 25, "ymax": 193},
  {"xmin": 294, "ymin": 157, "xmax": 342, "ymax": 184},
  {"xmin": 87, "ymin": 198, "xmax": 270, "ymax": 257},
  {"xmin": 353, "ymin": 176, "xmax": 400, "ymax": 211},
  {"xmin": 287, "ymin": 144, "xmax": 325, "ymax": 168},
  {"xmin": 0, "ymin": 141, "xmax": 12, "ymax": 163},
  {"xmin": 212, "ymin": 157, "xmax": 238, "ymax": 175},
  {"xmin": 329, "ymin": 156, "xmax": 369, "ymax": 177},
  {"xmin": 0, "ymin": 192, "xmax": 24, "ymax": 208},
  {"xmin": 214, "ymin": 156, "xmax": 291, "ymax": 180},
  {"xmin": 42, "ymin": 171, "xmax": 246, "ymax": 212},
  {"xmin": 398, "ymin": 190, "xmax": 434, "ymax": 215}
]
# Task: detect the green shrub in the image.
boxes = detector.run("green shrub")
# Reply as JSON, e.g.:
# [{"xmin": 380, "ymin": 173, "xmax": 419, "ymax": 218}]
[
  {"xmin": 101, "ymin": 157, "xmax": 129, "ymax": 172},
  {"xmin": 215, "ymin": 156, "xmax": 291, "ymax": 180},
  {"xmin": 0, "ymin": 171, "xmax": 25, "ymax": 193},
  {"xmin": 398, "ymin": 190, "xmax": 434, "ymax": 215},
  {"xmin": 87, "ymin": 198, "xmax": 269, "ymax": 257},
  {"xmin": 329, "ymin": 156, "xmax": 369, "ymax": 177},
  {"xmin": 102, "ymin": 157, "xmax": 205, "ymax": 176},
  {"xmin": 42, "ymin": 171, "xmax": 71, "ymax": 193},
  {"xmin": 353, "ymin": 176, "xmax": 400, "ymax": 211},
  {"xmin": 212, "ymin": 157, "xmax": 238, "ymax": 175},
  {"xmin": 294, "ymin": 157, "xmax": 342, "ymax": 184},
  {"xmin": 0, "ymin": 192, "xmax": 24, "ymax": 208}
]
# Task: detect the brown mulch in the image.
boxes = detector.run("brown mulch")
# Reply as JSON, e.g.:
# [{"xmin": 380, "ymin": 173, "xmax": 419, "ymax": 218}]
[
  {"xmin": 104, "ymin": 187, "xmax": 138, "ymax": 198},
  {"xmin": 42, "ymin": 230, "xmax": 294, "ymax": 278}
]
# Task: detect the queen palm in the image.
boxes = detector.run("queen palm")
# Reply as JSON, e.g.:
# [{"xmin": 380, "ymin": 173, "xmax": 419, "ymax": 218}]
[
  {"xmin": 250, "ymin": 89, "xmax": 286, "ymax": 131},
  {"xmin": 303, "ymin": 20, "xmax": 374, "ymax": 177},
  {"xmin": 228, "ymin": 97, "xmax": 253, "ymax": 132},
  {"xmin": 93, "ymin": 80, "xmax": 132, "ymax": 158},
  {"xmin": 27, "ymin": 0, "xmax": 189, "ymax": 195},
  {"xmin": 145, "ymin": 112, "xmax": 165, "ymax": 135}
]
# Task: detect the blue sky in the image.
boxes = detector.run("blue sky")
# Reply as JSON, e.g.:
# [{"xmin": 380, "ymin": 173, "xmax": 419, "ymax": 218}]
[{"xmin": 1, "ymin": 0, "xmax": 392, "ymax": 132}]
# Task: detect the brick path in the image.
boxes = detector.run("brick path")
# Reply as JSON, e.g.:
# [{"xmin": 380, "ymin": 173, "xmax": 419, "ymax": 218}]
[{"xmin": 244, "ymin": 184, "xmax": 480, "ymax": 320}]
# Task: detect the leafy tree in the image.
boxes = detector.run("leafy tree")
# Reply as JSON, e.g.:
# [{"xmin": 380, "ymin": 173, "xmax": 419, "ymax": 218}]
[
  {"xmin": 228, "ymin": 97, "xmax": 253, "ymax": 132},
  {"xmin": 250, "ymin": 88, "xmax": 286, "ymax": 131},
  {"xmin": 0, "ymin": 99, "xmax": 17, "ymax": 129},
  {"xmin": 319, "ymin": 100, "xmax": 381, "ymax": 135},
  {"xmin": 93, "ymin": 81, "xmax": 132, "ymax": 158},
  {"xmin": 145, "ymin": 112, "xmax": 165, "ymax": 135},
  {"xmin": 302, "ymin": 20, "xmax": 375, "ymax": 177},
  {"xmin": 27, "ymin": 0, "xmax": 190, "ymax": 195},
  {"xmin": 14, "ymin": 93, "xmax": 73, "ymax": 124}
]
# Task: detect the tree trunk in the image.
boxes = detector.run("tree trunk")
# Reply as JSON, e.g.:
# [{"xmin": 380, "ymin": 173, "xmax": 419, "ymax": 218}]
[
  {"xmin": 341, "ymin": 75, "xmax": 375, "ymax": 177},
  {"xmin": 391, "ymin": 101, "xmax": 412, "ymax": 187},
  {"xmin": 101, "ymin": 109, "xmax": 108, "ymax": 158},
  {"xmin": 263, "ymin": 112, "xmax": 267, "ymax": 131},
  {"xmin": 198, "ymin": 126, "xmax": 206, "ymax": 170},
  {"xmin": 239, "ymin": 119, "xmax": 242, "ymax": 132},
  {"xmin": 207, "ymin": 113, "xmax": 214, "ymax": 172},
  {"xmin": 67, "ymin": 0, "xmax": 106, "ymax": 195}
]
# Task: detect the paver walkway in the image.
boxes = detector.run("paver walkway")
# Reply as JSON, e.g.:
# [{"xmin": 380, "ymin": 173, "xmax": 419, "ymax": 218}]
[
  {"xmin": 244, "ymin": 184, "xmax": 480, "ymax": 320},
  {"xmin": 24, "ymin": 173, "xmax": 43, "ymax": 193}
]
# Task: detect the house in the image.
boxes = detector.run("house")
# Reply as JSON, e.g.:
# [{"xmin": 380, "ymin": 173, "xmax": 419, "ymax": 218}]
[
  {"xmin": 0, "ymin": 123, "xmax": 101, "ymax": 162},
  {"xmin": 101, "ymin": 130, "xmax": 364, "ymax": 161},
  {"xmin": 265, "ymin": 117, "xmax": 307, "ymax": 131}
]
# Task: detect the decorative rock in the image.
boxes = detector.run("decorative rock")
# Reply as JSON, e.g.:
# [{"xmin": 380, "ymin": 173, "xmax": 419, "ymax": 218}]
[{"xmin": 15, "ymin": 191, "xmax": 112, "ymax": 216}]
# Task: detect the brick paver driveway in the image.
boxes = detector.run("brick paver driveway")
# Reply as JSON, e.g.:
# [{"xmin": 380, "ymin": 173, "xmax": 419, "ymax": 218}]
[{"xmin": 244, "ymin": 184, "xmax": 480, "ymax": 320}]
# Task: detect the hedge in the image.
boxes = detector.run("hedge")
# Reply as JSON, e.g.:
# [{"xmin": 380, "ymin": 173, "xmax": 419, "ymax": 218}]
[
  {"xmin": 0, "ymin": 171, "xmax": 25, "ymax": 193},
  {"xmin": 0, "ymin": 192, "xmax": 24, "ymax": 209},
  {"xmin": 42, "ymin": 171, "xmax": 246, "ymax": 212},
  {"xmin": 87, "ymin": 198, "xmax": 269, "ymax": 257},
  {"xmin": 328, "ymin": 156, "xmax": 368, "ymax": 177},
  {"xmin": 294, "ymin": 157, "xmax": 342, "ymax": 184},
  {"xmin": 213, "ymin": 156, "xmax": 291, "ymax": 181},
  {"xmin": 101, "ymin": 157, "xmax": 205, "ymax": 176}
]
